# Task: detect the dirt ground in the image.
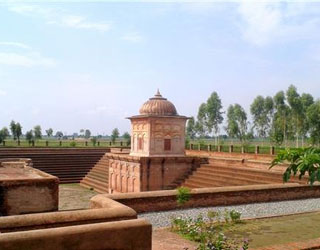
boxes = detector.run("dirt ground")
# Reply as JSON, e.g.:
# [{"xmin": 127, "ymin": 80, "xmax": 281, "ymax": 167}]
[
  {"xmin": 152, "ymin": 228, "xmax": 197, "ymax": 250},
  {"xmin": 59, "ymin": 184, "xmax": 98, "ymax": 210}
]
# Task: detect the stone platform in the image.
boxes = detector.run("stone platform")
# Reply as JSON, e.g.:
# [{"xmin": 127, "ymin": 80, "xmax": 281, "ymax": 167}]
[
  {"xmin": 0, "ymin": 158, "xmax": 58, "ymax": 216},
  {"xmin": 107, "ymin": 153, "xmax": 205, "ymax": 193}
]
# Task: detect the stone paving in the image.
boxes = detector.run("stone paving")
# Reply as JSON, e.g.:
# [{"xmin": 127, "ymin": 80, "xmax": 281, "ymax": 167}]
[
  {"xmin": 59, "ymin": 184, "xmax": 97, "ymax": 210},
  {"xmin": 139, "ymin": 198, "xmax": 320, "ymax": 228}
]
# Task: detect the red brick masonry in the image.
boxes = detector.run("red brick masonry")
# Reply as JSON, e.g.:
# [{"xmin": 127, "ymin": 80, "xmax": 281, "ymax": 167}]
[{"xmin": 100, "ymin": 183, "xmax": 320, "ymax": 213}]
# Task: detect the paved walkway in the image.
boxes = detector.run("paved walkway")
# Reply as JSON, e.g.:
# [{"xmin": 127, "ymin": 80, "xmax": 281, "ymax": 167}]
[{"xmin": 139, "ymin": 198, "xmax": 320, "ymax": 228}]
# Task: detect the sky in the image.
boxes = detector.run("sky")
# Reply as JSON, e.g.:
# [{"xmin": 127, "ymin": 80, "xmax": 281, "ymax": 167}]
[{"xmin": 0, "ymin": 1, "xmax": 320, "ymax": 136}]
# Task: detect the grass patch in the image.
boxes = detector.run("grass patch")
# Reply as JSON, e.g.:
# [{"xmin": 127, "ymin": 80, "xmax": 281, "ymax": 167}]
[
  {"xmin": 223, "ymin": 211, "xmax": 320, "ymax": 248},
  {"xmin": 172, "ymin": 211, "xmax": 320, "ymax": 249}
]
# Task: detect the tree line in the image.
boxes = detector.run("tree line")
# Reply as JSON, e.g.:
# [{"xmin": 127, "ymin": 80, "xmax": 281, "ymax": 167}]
[
  {"xmin": 186, "ymin": 85, "xmax": 320, "ymax": 147},
  {"xmin": 0, "ymin": 121, "xmax": 130, "ymax": 144}
]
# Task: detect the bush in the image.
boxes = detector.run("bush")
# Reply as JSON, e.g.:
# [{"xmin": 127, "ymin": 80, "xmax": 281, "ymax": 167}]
[
  {"xmin": 171, "ymin": 209, "xmax": 247, "ymax": 250},
  {"xmin": 69, "ymin": 141, "xmax": 76, "ymax": 147},
  {"xmin": 229, "ymin": 209, "xmax": 241, "ymax": 223},
  {"xmin": 91, "ymin": 137, "xmax": 97, "ymax": 146},
  {"xmin": 176, "ymin": 187, "xmax": 191, "ymax": 205}
]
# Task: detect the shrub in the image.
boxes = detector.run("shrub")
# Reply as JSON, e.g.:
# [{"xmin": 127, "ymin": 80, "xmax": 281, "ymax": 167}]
[
  {"xmin": 69, "ymin": 141, "xmax": 76, "ymax": 147},
  {"xmin": 171, "ymin": 210, "xmax": 247, "ymax": 250},
  {"xmin": 229, "ymin": 210, "xmax": 241, "ymax": 223},
  {"xmin": 91, "ymin": 137, "xmax": 97, "ymax": 146},
  {"xmin": 176, "ymin": 186, "xmax": 191, "ymax": 205}
]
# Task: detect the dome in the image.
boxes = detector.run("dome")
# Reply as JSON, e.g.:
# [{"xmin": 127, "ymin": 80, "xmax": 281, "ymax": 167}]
[{"xmin": 139, "ymin": 90, "xmax": 178, "ymax": 116}]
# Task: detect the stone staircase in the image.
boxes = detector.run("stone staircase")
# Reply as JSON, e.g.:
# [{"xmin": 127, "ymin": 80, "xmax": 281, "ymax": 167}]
[
  {"xmin": 182, "ymin": 157, "xmax": 307, "ymax": 189},
  {"xmin": 80, "ymin": 154, "xmax": 109, "ymax": 193},
  {"xmin": 0, "ymin": 148, "xmax": 108, "ymax": 184}
]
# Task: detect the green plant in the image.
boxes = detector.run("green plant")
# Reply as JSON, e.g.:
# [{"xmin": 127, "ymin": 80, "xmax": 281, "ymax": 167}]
[
  {"xmin": 270, "ymin": 147, "xmax": 320, "ymax": 185},
  {"xmin": 176, "ymin": 186, "xmax": 191, "ymax": 205},
  {"xmin": 69, "ymin": 141, "xmax": 76, "ymax": 147},
  {"xmin": 91, "ymin": 137, "xmax": 97, "ymax": 146},
  {"xmin": 229, "ymin": 210, "xmax": 241, "ymax": 223},
  {"xmin": 223, "ymin": 209, "xmax": 230, "ymax": 224},
  {"xmin": 171, "ymin": 211, "xmax": 247, "ymax": 250}
]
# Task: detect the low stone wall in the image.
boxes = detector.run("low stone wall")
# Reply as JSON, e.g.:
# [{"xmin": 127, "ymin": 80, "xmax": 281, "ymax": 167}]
[
  {"xmin": 0, "ymin": 198, "xmax": 137, "ymax": 233},
  {"xmin": 0, "ymin": 195, "xmax": 152, "ymax": 250},
  {"xmin": 0, "ymin": 219, "xmax": 151, "ymax": 250},
  {"xmin": 0, "ymin": 158, "xmax": 59, "ymax": 216},
  {"xmin": 96, "ymin": 183, "xmax": 320, "ymax": 213}
]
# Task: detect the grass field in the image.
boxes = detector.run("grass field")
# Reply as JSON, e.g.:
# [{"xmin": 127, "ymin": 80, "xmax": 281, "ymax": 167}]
[
  {"xmin": 0, "ymin": 139, "xmax": 129, "ymax": 148},
  {"xmin": 223, "ymin": 211, "xmax": 320, "ymax": 248}
]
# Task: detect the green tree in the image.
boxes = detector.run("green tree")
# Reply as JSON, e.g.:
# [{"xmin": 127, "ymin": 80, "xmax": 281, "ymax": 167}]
[
  {"xmin": 300, "ymin": 93, "xmax": 314, "ymax": 146},
  {"xmin": 15, "ymin": 123, "xmax": 22, "ymax": 141},
  {"xmin": 251, "ymin": 96, "xmax": 274, "ymax": 142},
  {"xmin": 122, "ymin": 132, "xmax": 130, "ymax": 140},
  {"xmin": 307, "ymin": 101, "xmax": 320, "ymax": 145},
  {"xmin": 206, "ymin": 92, "xmax": 223, "ymax": 145},
  {"xmin": 80, "ymin": 129, "xmax": 84, "ymax": 137},
  {"xmin": 0, "ymin": 127, "xmax": 10, "ymax": 143},
  {"xmin": 84, "ymin": 129, "xmax": 91, "ymax": 139},
  {"xmin": 25, "ymin": 130, "xmax": 34, "ymax": 144},
  {"xmin": 271, "ymin": 91, "xmax": 290, "ymax": 146},
  {"xmin": 250, "ymin": 96, "xmax": 267, "ymax": 138},
  {"xmin": 46, "ymin": 128, "xmax": 53, "ymax": 137},
  {"xmin": 91, "ymin": 136, "xmax": 97, "ymax": 146},
  {"xmin": 33, "ymin": 125, "xmax": 42, "ymax": 140},
  {"xmin": 111, "ymin": 128, "xmax": 119, "ymax": 144},
  {"xmin": 10, "ymin": 120, "xmax": 17, "ymax": 140},
  {"xmin": 226, "ymin": 104, "xmax": 248, "ymax": 144},
  {"xmin": 55, "ymin": 131, "xmax": 63, "ymax": 140},
  {"xmin": 122, "ymin": 132, "xmax": 131, "ymax": 145},
  {"xmin": 186, "ymin": 116, "xmax": 196, "ymax": 139},
  {"xmin": 195, "ymin": 103, "xmax": 208, "ymax": 138},
  {"xmin": 286, "ymin": 85, "xmax": 303, "ymax": 147}
]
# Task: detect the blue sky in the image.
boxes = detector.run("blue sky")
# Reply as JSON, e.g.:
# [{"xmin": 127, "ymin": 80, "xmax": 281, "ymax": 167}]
[{"xmin": 0, "ymin": 1, "xmax": 319, "ymax": 135}]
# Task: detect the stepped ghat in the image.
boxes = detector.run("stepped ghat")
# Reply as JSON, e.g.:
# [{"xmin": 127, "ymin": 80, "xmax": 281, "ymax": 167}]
[
  {"xmin": 0, "ymin": 148, "xmax": 108, "ymax": 184},
  {"xmin": 81, "ymin": 90, "xmax": 307, "ymax": 194}
]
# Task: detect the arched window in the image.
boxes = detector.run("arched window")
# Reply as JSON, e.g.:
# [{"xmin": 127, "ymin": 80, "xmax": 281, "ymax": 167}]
[
  {"xmin": 138, "ymin": 137, "xmax": 144, "ymax": 150},
  {"xmin": 164, "ymin": 139, "xmax": 171, "ymax": 151}
]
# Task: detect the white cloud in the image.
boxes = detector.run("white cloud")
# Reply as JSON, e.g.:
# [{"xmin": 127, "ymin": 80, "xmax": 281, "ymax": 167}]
[
  {"xmin": 180, "ymin": 2, "xmax": 227, "ymax": 14},
  {"xmin": 7, "ymin": 4, "xmax": 111, "ymax": 32},
  {"xmin": 60, "ymin": 15, "xmax": 111, "ymax": 32},
  {"xmin": 237, "ymin": 2, "xmax": 320, "ymax": 46},
  {"xmin": 0, "ymin": 52, "xmax": 56, "ymax": 67},
  {"xmin": 0, "ymin": 42, "xmax": 31, "ymax": 49},
  {"xmin": 0, "ymin": 89, "xmax": 7, "ymax": 96},
  {"xmin": 122, "ymin": 32, "xmax": 143, "ymax": 43},
  {"xmin": 237, "ymin": 2, "xmax": 282, "ymax": 46}
]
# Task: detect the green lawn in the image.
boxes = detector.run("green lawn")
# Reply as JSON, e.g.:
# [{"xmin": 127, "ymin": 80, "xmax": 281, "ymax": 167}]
[{"xmin": 222, "ymin": 212, "xmax": 320, "ymax": 248}]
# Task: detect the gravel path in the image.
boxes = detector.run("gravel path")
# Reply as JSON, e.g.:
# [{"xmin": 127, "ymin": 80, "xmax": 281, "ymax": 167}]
[{"xmin": 139, "ymin": 198, "xmax": 320, "ymax": 228}]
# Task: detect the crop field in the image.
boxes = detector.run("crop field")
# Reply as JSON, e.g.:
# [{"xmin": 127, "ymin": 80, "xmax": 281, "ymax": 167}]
[{"xmin": 0, "ymin": 139, "xmax": 129, "ymax": 148}]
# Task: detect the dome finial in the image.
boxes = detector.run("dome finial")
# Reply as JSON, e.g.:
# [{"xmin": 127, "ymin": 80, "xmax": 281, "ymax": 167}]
[{"xmin": 155, "ymin": 88, "xmax": 162, "ymax": 97}]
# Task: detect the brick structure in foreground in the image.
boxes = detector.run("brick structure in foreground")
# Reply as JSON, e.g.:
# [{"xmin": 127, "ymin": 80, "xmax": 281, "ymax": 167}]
[
  {"xmin": 107, "ymin": 153, "xmax": 203, "ymax": 193},
  {"xmin": 0, "ymin": 158, "xmax": 58, "ymax": 216}
]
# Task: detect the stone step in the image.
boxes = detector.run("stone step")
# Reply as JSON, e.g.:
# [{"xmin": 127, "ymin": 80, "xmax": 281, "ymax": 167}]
[
  {"xmin": 81, "ymin": 176, "xmax": 109, "ymax": 187},
  {"xmin": 183, "ymin": 178, "xmax": 223, "ymax": 188},
  {"xmin": 199, "ymin": 164, "xmax": 306, "ymax": 184},
  {"xmin": 86, "ymin": 172, "xmax": 108, "ymax": 182},
  {"xmin": 194, "ymin": 171, "xmax": 275, "ymax": 185},
  {"xmin": 196, "ymin": 167, "xmax": 283, "ymax": 183},
  {"xmin": 80, "ymin": 178, "xmax": 109, "ymax": 193},
  {"xmin": 200, "ymin": 164, "xmax": 286, "ymax": 178},
  {"xmin": 184, "ymin": 174, "xmax": 229, "ymax": 186}
]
